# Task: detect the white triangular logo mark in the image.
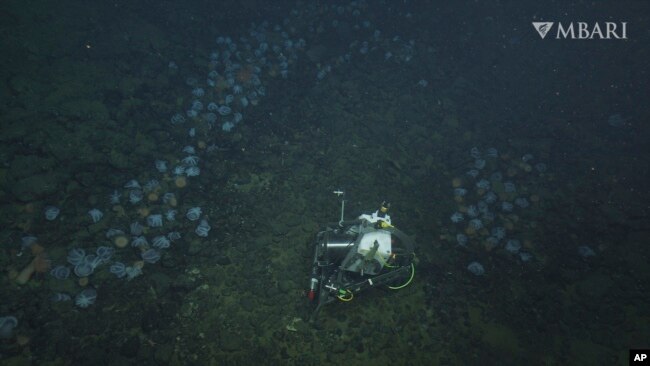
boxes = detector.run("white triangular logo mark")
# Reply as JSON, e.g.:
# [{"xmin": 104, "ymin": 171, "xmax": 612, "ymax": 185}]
[{"xmin": 532, "ymin": 22, "xmax": 554, "ymax": 39}]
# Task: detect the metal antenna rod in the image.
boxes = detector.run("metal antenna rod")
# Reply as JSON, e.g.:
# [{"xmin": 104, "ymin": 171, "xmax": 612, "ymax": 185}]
[{"xmin": 333, "ymin": 189, "xmax": 345, "ymax": 226}]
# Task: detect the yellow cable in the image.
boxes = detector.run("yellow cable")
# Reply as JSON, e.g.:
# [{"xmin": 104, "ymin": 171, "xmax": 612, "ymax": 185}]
[
  {"xmin": 379, "ymin": 254, "xmax": 397, "ymax": 268},
  {"xmin": 388, "ymin": 263, "xmax": 415, "ymax": 290},
  {"xmin": 337, "ymin": 290, "xmax": 353, "ymax": 302}
]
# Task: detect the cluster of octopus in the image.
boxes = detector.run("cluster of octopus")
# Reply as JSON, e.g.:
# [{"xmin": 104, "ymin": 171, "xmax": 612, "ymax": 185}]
[
  {"xmin": 446, "ymin": 147, "xmax": 549, "ymax": 276},
  {"xmin": 12, "ymin": 0, "xmax": 427, "ymax": 312},
  {"xmin": 22, "ymin": 162, "xmax": 212, "ymax": 308},
  {"xmin": 168, "ymin": 0, "xmax": 420, "ymax": 138},
  {"xmin": 168, "ymin": 22, "xmax": 306, "ymax": 135}
]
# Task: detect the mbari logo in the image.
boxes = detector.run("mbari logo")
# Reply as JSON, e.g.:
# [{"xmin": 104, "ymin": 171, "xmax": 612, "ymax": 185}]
[
  {"xmin": 532, "ymin": 21, "xmax": 627, "ymax": 40},
  {"xmin": 532, "ymin": 22, "xmax": 553, "ymax": 39}
]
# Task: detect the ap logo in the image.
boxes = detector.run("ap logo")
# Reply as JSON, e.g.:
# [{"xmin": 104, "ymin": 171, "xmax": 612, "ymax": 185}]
[
  {"xmin": 532, "ymin": 22, "xmax": 554, "ymax": 39},
  {"xmin": 631, "ymin": 349, "xmax": 650, "ymax": 365}
]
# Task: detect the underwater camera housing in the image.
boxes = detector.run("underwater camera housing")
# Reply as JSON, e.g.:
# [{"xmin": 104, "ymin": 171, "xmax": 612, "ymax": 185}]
[{"xmin": 307, "ymin": 192, "xmax": 416, "ymax": 320}]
